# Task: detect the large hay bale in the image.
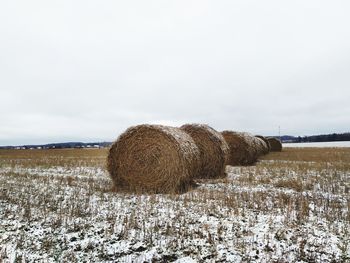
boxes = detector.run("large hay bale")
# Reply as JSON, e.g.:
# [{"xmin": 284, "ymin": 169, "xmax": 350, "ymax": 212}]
[
  {"xmin": 253, "ymin": 137, "xmax": 267, "ymax": 156},
  {"xmin": 221, "ymin": 131, "xmax": 258, "ymax": 165},
  {"xmin": 240, "ymin": 132, "xmax": 263, "ymax": 161},
  {"xmin": 267, "ymin": 137, "xmax": 283, "ymax": 152},
  {"xmin": 107, "ymin": 124, "xmax": 200, "ymax": 194},
  {"xmin": 255, "ymin": 135, "xmax": 270, "ymax": 154},
  {"xmin": 180, "ymin": 124, "xmax": 229, "ymax": 179}
]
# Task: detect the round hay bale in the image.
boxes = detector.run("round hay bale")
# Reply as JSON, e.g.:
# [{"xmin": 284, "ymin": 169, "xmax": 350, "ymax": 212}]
[
  {"xmin": 180, "ymin": 124, "xmax": 229, "ymax": 179},
  {"xmin": 267, "ymin": 137, "xmax": 283, "ymax": 152},
  {"xmin": 252, "ymin": 137, "xmax": 266, "ymax": 156},
  {"xmin": 221, "ymin": 131, "xmax": 258, "ymax": 165},
  {"xmin": 255, "ymin": 135, "xmax": 270, "ymax": 154},
  {"xmin": 240, "ymin": 132, "xmax": 262, "ymax": 161},
  {"xmin": 107, "ymin": 124, "xmax": 200, "ymax": 194},
  {"xmin": 255, "ymin": 138, "xmax": 269, "ymax": 155}
]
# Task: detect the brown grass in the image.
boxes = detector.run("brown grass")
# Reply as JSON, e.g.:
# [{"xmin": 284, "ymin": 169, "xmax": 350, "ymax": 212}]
[
  {"xmin": 180, "ymin": 124, "xmax": 228, "ymax": 179},
  {"xmin": 261, "ymin": 147, "xmax": 350, "ymax": 163},
  {"xmin": 0, "ymin": 148, "xmax": 108, "ymax": 168},
  {"xmin": 0, "ymin": 146, "xmax": 349, "ymax": 262},
  {"xmin": 106, "ymin": 124, "xmax": 200, "ymax": 194}
]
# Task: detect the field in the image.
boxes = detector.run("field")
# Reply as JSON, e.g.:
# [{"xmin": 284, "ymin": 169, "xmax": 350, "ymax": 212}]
[
  {"xmin": 284, "ymin": 141, "xmax": 350, "ymax": 148},
  {"xmin": 0, "ymin": 147, "xmax": 349, "ymax": 262}
]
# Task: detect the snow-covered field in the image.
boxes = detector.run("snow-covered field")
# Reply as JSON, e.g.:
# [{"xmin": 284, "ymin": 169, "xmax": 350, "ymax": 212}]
[
  {"xmin": 284, "ymin": 141, "xmax": 350, "ymax": 148},
  {"xmin": 0, "ymin": 148, "xmax": 349, "ymax": 262}
]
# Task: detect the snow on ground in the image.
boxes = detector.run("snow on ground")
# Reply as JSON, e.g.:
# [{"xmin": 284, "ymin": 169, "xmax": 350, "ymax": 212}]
[
  {"xmin": 0, "ymin": 149, "xmax": 349, "ymax": 262},
  {"xmin": 284, "ymin": 141, "xmax": 350, "ymax": 148}
]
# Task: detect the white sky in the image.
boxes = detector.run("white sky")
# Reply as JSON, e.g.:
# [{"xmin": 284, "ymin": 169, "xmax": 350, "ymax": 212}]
[{"xmin": 1, "ymin": 0, "xmax": 350, "ymax": 145}]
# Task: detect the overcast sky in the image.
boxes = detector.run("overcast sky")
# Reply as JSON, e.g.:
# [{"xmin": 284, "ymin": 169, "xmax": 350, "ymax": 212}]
[{"xmin": 1, "ymin": 0, "xmax": 350, "ymax": 145}]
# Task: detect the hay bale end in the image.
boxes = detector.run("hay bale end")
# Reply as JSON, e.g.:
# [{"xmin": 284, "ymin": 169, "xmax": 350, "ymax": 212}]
[
  {"xmin": 267, "ymin": 137, "xmax": 283, "ymax": 152},
  {"xmin": 107, "ymin": 124, "xmax": 200, "ymax": 193}
]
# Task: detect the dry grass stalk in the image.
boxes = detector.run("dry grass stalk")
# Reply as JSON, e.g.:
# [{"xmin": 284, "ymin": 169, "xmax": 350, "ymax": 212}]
[
  {"xmin": 107, "ymin": 124, "xmax": 200, "ymax": 194},
  {"xmin": 1, "ymin": 147, "xmax": 349, "ymax": 262},
  {"xmin": 180, "ymin": 124, "xmax": 229, "ymax": 179}
]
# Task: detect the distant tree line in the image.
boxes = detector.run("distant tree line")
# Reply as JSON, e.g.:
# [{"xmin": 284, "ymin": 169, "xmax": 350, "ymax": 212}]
[
  {"xmin": 294, "ymin": 133, "xmax": 350, "ymax": 143},
  {"xmin": 0, "ymin": 142, "xmax": 112, "ymax": 150}
]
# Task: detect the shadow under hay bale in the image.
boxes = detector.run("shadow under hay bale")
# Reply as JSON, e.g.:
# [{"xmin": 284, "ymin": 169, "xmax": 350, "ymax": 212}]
[
  {"xmin": 107, "ymin": 124, "xmax": 200, "ymax": 194},
  {"xmin": 267, "ymin": 137, "xmax": 283, "ymax": 152},
  {"xmin": 221, "ymin": 131, "xmax": 259, "ymax": 166},
  {"xmin": 255, "ymin": 135, "xmax": 270, "ymax": 154},
  {"xmin": 180, "ymin": 124, "xmax": 229, "ymax": 179}
]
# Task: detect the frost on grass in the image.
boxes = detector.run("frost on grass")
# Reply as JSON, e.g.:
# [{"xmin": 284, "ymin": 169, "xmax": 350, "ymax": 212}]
[{"xmin": 0, "ymin": 148, "xmax": 349, "ymax": 262}]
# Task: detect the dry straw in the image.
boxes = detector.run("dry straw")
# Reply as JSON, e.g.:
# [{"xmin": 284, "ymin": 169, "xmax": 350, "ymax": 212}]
[
  {"xmin": 267, "ymin": 137, "xmax": 283, "ymax": 152},
  {"xmin": 222, "ymin": 131, "xmax": 257, "ymax": 165},
  {"xmin": 180, "ymin": 124, "xmax": 229, "ymax": 179},
  {"xmin": 240, "ymin": 132, "xmax": 263, "ymax": 161},
  {"xmin": 221, "ymin": 131, "xmax": 269, "ymax": 165},
  {"xmin": 107, "ymin": 124, "xmax": 200, "ymax": 194},
  {"xmin": 255, "ymin": 135, "xmax": 270, "ymax": 154}
]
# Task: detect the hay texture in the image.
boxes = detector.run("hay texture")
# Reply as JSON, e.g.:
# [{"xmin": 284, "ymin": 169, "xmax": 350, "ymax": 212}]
[
  {"xmin": 239, "ymin": 132, "xmax": 264, "ymax": 161},
  {"xmin": 267, "ymin": 137, "xmax": 283, "ymax": 152},
  {"xmin": 221, "ymin": 131, "xmax": 253, "ymax": 165},
  {"xmin": 255, "ymin": 135, "xmax": 270, "ymax": 154},
  {"xmin": 180, "ymin": 124, "xmax": 229, "ymax": 179},
  {"xmin": 107, "ymin": 124, "xmax": 200, "ymax": 194},
  {"xmin": 222, "ymin": 131, "xmax": 259, "ymax": 165}
]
